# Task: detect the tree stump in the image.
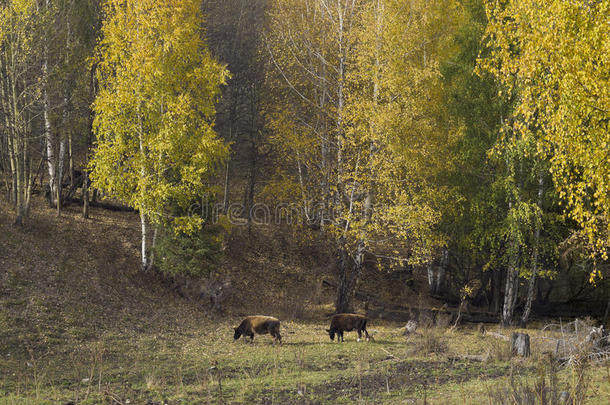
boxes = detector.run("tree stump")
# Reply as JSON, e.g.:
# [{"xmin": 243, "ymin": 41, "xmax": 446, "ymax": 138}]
[
  {"xmin": 511, "ymin": 332, "xmax": 531, "ymax": 357},
  {"xmin": 403, "ymin": 320, "xmax": 418, "ymax": 335}
]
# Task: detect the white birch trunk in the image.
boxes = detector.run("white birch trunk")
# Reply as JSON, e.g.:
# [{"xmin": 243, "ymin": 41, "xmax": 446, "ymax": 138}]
[
  {"xmin": 137, "ymin": 104, "xmax": 149, "ymax": 271},
  {"xmin": 43, "ymin": 0, "xmax": 56, "ymax": 208},
  {"xmin": 427, "ymin": 264, "xmax": 435, "ymax": 293},
  {"xmin": 140, "ymin": 210, "xmax": 148, "ymax": 271}
]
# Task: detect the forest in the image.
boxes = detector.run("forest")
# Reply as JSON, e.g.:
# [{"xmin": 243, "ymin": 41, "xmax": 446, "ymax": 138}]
[{"xmin": 0, "ymin": 0, "xmax": 609, "ymax": 403}]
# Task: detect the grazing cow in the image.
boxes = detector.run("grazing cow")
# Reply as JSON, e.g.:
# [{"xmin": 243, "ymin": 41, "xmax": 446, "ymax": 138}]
[
  {"xmin": 233, "ymin": 316, "xmax": 282, "ymax": 344},
  {"xmin": 326, "ymin": 313, "xmax": 370, "ymax": 342}
]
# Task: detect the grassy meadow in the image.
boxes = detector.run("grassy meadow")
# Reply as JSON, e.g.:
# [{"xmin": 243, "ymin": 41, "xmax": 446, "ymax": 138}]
[{"xmin": 1, "ymin": 317, "xmax": 609, "ymax": 404}]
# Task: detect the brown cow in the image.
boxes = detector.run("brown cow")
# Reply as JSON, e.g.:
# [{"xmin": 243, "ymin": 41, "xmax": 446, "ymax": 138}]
[
  {"xmin": 326, "ymin": 313, "xmax": 370, "ymax": 342},
  {"xmin": 233, "ymin": 316, "xmax": 282, "ymax": 344}
]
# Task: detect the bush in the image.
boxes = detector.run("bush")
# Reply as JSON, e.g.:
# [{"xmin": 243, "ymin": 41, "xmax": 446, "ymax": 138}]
[{"xmin": 155, "ymin": 217, "xmax": 229, "ymax": 277}]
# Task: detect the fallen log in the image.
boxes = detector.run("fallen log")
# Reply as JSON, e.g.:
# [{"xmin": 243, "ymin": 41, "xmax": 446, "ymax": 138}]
[{"xmin": 486, "ymin": 331, "xmax": 510, "ymax": 341}]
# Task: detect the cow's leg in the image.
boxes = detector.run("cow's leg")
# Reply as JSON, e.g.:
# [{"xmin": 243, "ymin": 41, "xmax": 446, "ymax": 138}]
[
  {"xmin": 340, "ymin": 331, "xmax": 344, "ymax": 343},
  {"xmin": 274, "ymin": 329, "xmax": 282, "ymax": 345},
  {"xmin": 357, "ymin": 329, "xmax": 362, "ymax": 342},
  {"xmin": 363, "ymin": 326, "xmax": 370, "ymax": 342},
  {"xmin": 250, "ymin": 333, "xmax": 255, "ymax": 343}
]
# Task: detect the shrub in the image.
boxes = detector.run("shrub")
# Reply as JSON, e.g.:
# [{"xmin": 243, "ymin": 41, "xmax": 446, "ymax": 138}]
[{"xmin": 155, "ymin": 216, "xmax": 230, "ymax": 277}]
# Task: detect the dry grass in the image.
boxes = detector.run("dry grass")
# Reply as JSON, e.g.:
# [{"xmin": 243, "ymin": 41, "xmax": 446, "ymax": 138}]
[{"xmin": 409, "ymin": 328, "xmax": 449, "ymax": 356}]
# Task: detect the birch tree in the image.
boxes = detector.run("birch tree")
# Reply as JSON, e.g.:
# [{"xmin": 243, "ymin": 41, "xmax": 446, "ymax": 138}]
[
  {"xmin": 90, "ymin": 0, "xmax": 228, "ymax": 270},
  {"xmin": 483, "ymin": 0, "xmax": 610, "ymax": 274},
  {"xmin": 480, "ymin": 0, "xmax": 608, "ymax": 321}
]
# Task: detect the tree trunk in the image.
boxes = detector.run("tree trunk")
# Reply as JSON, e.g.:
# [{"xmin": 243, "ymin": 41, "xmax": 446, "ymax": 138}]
[
  {"xmin": 14, "ymin": 202, "xmax": 26, "ymax": 226},
  {"xmin": 222, "ymin": 159, "xmax": 230, "ymax": 214},
  {"xmin": 66, "ymin": 20, "xmax": 73, "ymax": 195},
  {"xmin": 428, "ymin": 248, "xmax": 448, "ymax": 295},
  {"xmin": 427, "ymin": 263, "xmax": 435, "ymax": 294},
  {"xmin": 84, "ymin": 65, "xmax": 96, "ymax": 219},
  {"xmin": 437, "ymin": 248, "xmax": 448, "ymax": 295},
  {"xmin": 24, "ymin": 140, "xmax": 36, "ymax": 218},
  {"xmin": 602, "ymin": 298, "xmax": 610, "ymax": 328},
  {"xmin": 245, "ymin": 138, "xmax": 257, "ymax": 235},
  {"xmin": 222, "ymin": 109, "xmax": 234, "ymax": 214},
  {"xmin": 335, "ymin": 244, "xmax": 353, "ymax": 313},
  {"xmin": 148, "ymin": 226, "xmax": 158, "ymax": 270},
  {"xmin": 0, "ymin": 134, "xmax": 11, "ymax": 202},
  {"xmin": 9, "ymin": 49, "xmax": 33, "ymax": 225},
  {"xmin": 334, "ymin": 0, "xmax": 347, "ymax": 200},
  {"xmin": 244, "ymin": 84, "xmax": 260, "ymax": 235},
  {"xmin": 82, "ymin": 169, "xmax": 89, "ymax": 218},
  {"xmin": 502, "ymin": 262, "xmax": 518, "ymax": 326},
  {"xmin": 68, "ymin": 131, "xmax": 73, "ymax": 190},
  {"xmin": 7, "ymin": 130, "xmax": 17, "ymax": 206},
  {"xmin": 2, "ymin": 84, "xmax": 17, "ymax": 206},
  {"xmin": 137, "ymin": 106, "xmax": 149, "ymax": 271},
  {"xmin": 56, "ymin": 138, "xmax": 66, "ymax": 216},
  {"xmin": 140, "ymin": 210, "xmax": 148, "ymax": 271},
  {"xmin": 83, "ymin": 115, "xmax": 91, "ymax": 219},
  {"xmin": 13, "ymin": 127, "xmax": 23, "ymax": 226},
  {"xmin": 296, "ymin": 152, "xmax": 311, "ymax": 223},
  {"xmin": 521, "ymin": 172, "xmax": 544, "ymax": 327},
  {"xmin": 14, "ymin": 112, "xmax": 33, "ymax": 226},
  {"xmin": 502, "ymin": 191, "xmax": 520, "ymax": 326},
  {"xmin": 1, "ymin": 51, "xmax": 17, "ymax": 209},
  {"xmin": 44, "ymin": 91, "xmax": 56, "ymax": 207},
  {"xmin": 43, "ymin": 0, "xmax": 56, "ymax": 209}
]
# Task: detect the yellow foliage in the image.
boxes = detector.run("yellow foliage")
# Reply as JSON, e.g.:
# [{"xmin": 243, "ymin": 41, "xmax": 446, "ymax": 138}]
[
  {"xmin": 482, "ymin": 0, "xmax": 610, "ymax": 266},
  {"xmin": 90, "ymin": 0, "xmax": 229, "ymax": 234}
]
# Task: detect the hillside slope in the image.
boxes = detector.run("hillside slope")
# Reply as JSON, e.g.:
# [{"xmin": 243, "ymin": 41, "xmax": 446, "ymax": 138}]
[
  {"xmin": 0, "ymin": 199, "xmax": 208, "ymax": 355},
  {"xmin": 0, "ymin": 192, "xmax": 462, "ymax": 352},
  {"xmin": 0, "ymin": 195, "xmax": 343, "ymax": 355}
]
